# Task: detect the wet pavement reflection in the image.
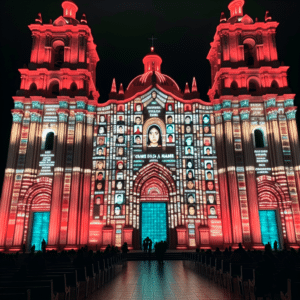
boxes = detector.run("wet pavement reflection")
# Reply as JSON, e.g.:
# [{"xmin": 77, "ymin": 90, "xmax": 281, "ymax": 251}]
[{"xmin": 89, "ymin": 260, "xmax": 241, "ymax": 300}]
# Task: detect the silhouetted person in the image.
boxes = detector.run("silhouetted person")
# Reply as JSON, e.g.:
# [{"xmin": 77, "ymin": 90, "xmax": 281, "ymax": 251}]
[
  {"xmin": 149, "ymin": 239, "xmax": 152, "ymax": 254},
  {"xmin": 22, "ymin": 243, "xmax": 26, "ymax": 254},
  {"xmin": 274, "ymin": 240, "xmax": 278, "ymax": 251},
  {"xmin": 42, "ymin": 239, "xmax": 46, "ymax": 254},
  {"xmin": 143, "ymin": 239, "xmax": 147, "ymax": 252},
  {"xmin": 30, "ymin": 245, "xmax": 35, "ymax": 254}
]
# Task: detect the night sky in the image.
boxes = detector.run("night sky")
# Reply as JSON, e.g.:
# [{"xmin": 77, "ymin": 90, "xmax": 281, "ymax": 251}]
[{"xmin": 1, "ymin": 0, "xmax": 300, "ymax": 193}]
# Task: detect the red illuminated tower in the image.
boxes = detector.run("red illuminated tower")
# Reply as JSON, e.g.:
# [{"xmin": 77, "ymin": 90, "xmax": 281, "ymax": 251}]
[
  {"xmin": 207, "ymin": 0, "xmax": 300, "ymax": 248},
  {"xmin": 0, "ymin": 0, "xmax": 99, "ymax": 251}
]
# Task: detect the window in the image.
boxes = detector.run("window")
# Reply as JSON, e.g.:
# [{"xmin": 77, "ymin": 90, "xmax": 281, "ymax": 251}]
[
  {"xmin": 70, "ymin": 82, "xmax": 77, "ymax": 92},
  {"xmin": 54, "ymin": 46, "xmax": 64, "ymax": 68},
  {"xmin": 254, "ymin": 129, "xmax": 264, "ymax": 148},
  {"xmin": 29, "ymin": 83, "xmax": 37, "ymax": 91},
  {"xmin": 271, "ymin": 80, "xmax": 279, "ymax": 89},
  {"xmin": 45, "ymin": 132, "xmax": 54, "ymax": 151},
  {"xmin": 230, "ymin": 81, "xmax": 238, "ymax": 96},
  {"xmin": 244, "ymin": 44, "xmax": 254, "ymax": 66},
  {"xmin": 249, "ymin": 79, "xmax": 259, "ymax": 94},
  {"xmin": 49, "ymin": 81, "xmax": 59, "ymax": 97}
]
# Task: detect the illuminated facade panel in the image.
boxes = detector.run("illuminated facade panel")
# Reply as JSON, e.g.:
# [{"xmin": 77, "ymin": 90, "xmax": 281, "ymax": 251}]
[
  {"xmin": 1, "ymin": 0, "xmax": 300, "ymax": 251},
  {"xmin": 31, "ymin": 212, "xmax": 50, "ymax": 251}
]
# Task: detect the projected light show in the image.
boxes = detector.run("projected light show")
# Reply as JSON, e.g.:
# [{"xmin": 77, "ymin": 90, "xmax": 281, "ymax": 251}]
[{"xmin": 1, "ymin": 0, "xmax": 300, "ymax": 252}]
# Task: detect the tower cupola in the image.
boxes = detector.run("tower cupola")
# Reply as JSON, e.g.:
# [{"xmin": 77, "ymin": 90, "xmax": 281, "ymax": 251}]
[
  {"xmin": 62, "ymin": 0, "xmax": 78, "ymax": 19},
  {"xmin": 142, "ymin": 47, "xmax": 162, "ymax": 74},
  {"xmin": 228, "ymin": 0, "xmax": 245, "ymax": 18}
]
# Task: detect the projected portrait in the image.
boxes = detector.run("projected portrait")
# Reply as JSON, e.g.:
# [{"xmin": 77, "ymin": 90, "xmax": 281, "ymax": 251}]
[
  {"xmin": 187, "ymin": 180, "xmax": 194, "ymax": 190},
  {"xmin": 117, "ymin": 134, "xmax": 125, "ymax": 144},
  {"xmin": 166, "ymin": 115, "xmax": 173, "ymax": 124},
  {"xmin": 187, "ymin": 193, "xmax": 195, "ymax": 204},
  {"xmin": 209, "ymin": 206, "xmax": 217, "ymax": 216},
  {"xmin": 117, "ymin": 125, "xmax": 124, "ymax": 134},
  {"xmin": 188, "ymin": 206, "xmax": 196, "ymax": 216},
  {"xmin": 135, "ymin": 104, "xmax": 142, "ymax": 112},
  {"xmin": 205, "ymin": 160, "xmax": 213, "ymax": 169},
  {"xmin": 95, "ymin": 195, "xmax": 103, "ymax": 205},
  {"xmin": 167, "ymin": 134, "xmax": 174, "ymax": 143},
  {"xmin": 185, "ymin": 125, "xmax": 192, "ymax": 134},
  {"xmin": 204, "ymin": 137, "xmax": 211, "ymax": 146},
  {"xmin": 117, "ymin": 161, "xmax": 124, "ymax": 170},
  {"xmin": 187, "ymin": 170, "xmax": 194, "ymax": 179},
  {"xmin": 116, "ymin": 171, "xmax": 123, "ymax": 180},
  {"xmin": 99, "ymin": 115, "xmax": 106, "ymax": 123},
  {"xmin": 185, "ymin": 115, "xmax": 192, "ymax": 124},
  {"xmin": 134, "ymin": 135, "xmax": 142, "ymax": 144},
  {"xmin": 205, "ymin": 170, "xmax": 214, "ymax": 180},
  {"xmin": 134, "ymin": 116, "xmax": 143, "ymax": 124},
  {"xmin": 96, "ymin": 160, "xmax": 105, "ymax": 170},
  {"xmin": 185, "ymin": 147, "xmax": 194, "ymax": 155},
  {"xmin": 114, "ymin": 205, "xmax": 121, "ymax": 216},
  {"xmin": 115, "ymin": 194, "xmax": 124, "ymax": 204},
  {"xmin": 207, "ymin": 194, "xmax": 215, "ymax": 205},
  {"xmin": 186, "ymin": 159, "xmax": 194, "ymax": 169},
  {"xmin": 147, "ymin": 125, "xmax": 162, "ymax": 148},
  {"xmin": 117, "ymin": 147, "xmax": 124, "ymax": 157},
  {"xmin": 96, "ymin": 181, "xmax": 104, "ymax": 191},
  {"xmin": 117, "ymin": 115, "xmax": 125, "ymax": 125},
  {"xmin": 204, "ymin": 126, "xmax": 210, "ymax": 134},
  {"xmin": 97, "ymin": 147, "xmax": 105, "ymax": 156},
  {"xmin": 166, "ymin": 104, "xmax": 173, "ymax": 111},
  {"xmin": 166, "ymin": 124, "xmax": 174, "ymax": 134},
  {"xmin": 96, "ymin": 171, "xmax": 104, "ymax": 181},
  {"xmin": 97, "ymin": 137, "xmax": 105, "ymax": 146},
  {"xmin": 134, "ymin": 125, "xmax": 142, "ymax": 134},
  {"xmin": 207, "ymin": 181, "xmax": 214, "ymax": 191},
  {"xmin": 203, "ymin": 114, "xmax": 210, "ymax": 125},
  {"xmin": 185, "ymin": 135, "xmax": 193, "ymax": 146},
  {"xmin": 116, "ymin": 181, "xmax": 123, "ymax": 190},
  {"xmin": 204, "ymin": 147, "xmax": 212, "ymax": 156},
  {"xmin": 98, "ymin": 126, "xmax": 106, "ymax": 134}
]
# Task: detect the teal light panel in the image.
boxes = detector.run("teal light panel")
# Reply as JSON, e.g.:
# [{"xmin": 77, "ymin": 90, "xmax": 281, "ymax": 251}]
[
  {"xmin": 31, "ymin": 212, "xmax": 50, "ymax": 251},
  {"xmin": 141, "ymin": 202, "xmax": 167, "ymax": 247},
  {"xmin": 259, "ymin": 210, "xmax": 280, "ymax": 249}
]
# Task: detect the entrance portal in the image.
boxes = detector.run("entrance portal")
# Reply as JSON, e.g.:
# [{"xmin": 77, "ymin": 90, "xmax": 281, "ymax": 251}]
[
  {"xmin": 31, "ymin": 212, "xmax": 50, "ymax": 251},
  {"xmin": 259, "ymin": 210, "xmax": 280, "ymax": 249},
  {"xmin": 140, "ymin": 202, "xmax": 167, "ymax": 248}
]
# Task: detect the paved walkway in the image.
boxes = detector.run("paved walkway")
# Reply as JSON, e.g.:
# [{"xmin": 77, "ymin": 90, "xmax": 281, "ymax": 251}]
[{"xmin": 89, "ymin": 260, "xmax": 241, "ymax": 300}]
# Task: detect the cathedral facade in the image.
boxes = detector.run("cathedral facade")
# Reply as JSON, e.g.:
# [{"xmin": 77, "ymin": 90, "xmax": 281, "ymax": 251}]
[{"xmin": 1, "ymin": 0, "xmax": 300, "ymax": 251}]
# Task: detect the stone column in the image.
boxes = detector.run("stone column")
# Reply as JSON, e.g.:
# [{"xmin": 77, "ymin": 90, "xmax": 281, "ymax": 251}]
[
  {"xmin": 47, "ymin": 109, "xmax": 69, "ymax": 248},
  {"xmin": 0, "ymin": 110, "xmax": 23, "ymax": 248},
  {"xmin": 268, "ymin": 108, "xmax": 297, "ymax": 244},
  {"xmin": 223, "ymin": 110, "xmax": 243, "ymax": 244},
  {"xmin": 214, "ymin": 111, "xmax": 232, "ymax": 245},
  {"xmin": 67, "ymin": 110, "xmax": 85, "ymax": 246},
  {"xmin": 13, "ymin": 110, "xmax": 42, "ymax": 246},
  {"xmin": 240, "ymin": 108, "xmax": 262, "ymax": 247},
  {"xmin": 79, "ymin": 112, "xmax": 95, "ymax": 245}
]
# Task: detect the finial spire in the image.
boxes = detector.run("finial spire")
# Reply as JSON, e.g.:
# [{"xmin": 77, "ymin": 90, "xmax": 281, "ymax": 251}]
[
  {"xmin": 119, "ymin": 83, "xmax": 124, "ymax": 95},
  {"xmin": 191, "ymin": 77, "xmax": 198, "ymax": 92},
  {"xmin": 111, "ymin": 78, "xmax": 117, "ymax": 93},
  {"xmin": 35, "ymin": 12, "xmax": 43, "ymax": 24},
  {"xmin": 265, "ymin": 11, "xmax": 272, "ymax": 22},
  {"xmin": 184, "ymin": 82, "xmax": 190, "ymax": 94},
  {"xmin": 148, "ymin": 35, "xmax": 157, "ymax": 52},
  {"xmin": 220, "ymin": 12, "xmax": 227, "ymax": 23}
]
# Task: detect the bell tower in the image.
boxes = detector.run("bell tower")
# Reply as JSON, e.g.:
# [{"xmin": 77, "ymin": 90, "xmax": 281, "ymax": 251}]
[{"xmin": 207, "ymin": 0, "xmax": 300, "ymax": 249}]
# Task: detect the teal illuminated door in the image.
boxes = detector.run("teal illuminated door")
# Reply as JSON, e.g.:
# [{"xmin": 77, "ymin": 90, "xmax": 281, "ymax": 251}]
[
  {"xmin": 141, "ymin": 203, "xmax": 167, "ymax": 247},
  {"xmin": 259, "ymin": 210, "xmax": 280, "ymax": 249},
  {"xmin": 31, "ymin": 212, "xmax": 50, "ymax": 251}
]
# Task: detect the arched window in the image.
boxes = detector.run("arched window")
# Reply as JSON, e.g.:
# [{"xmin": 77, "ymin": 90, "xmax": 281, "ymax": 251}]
[
  {"xmin": 45, "ymin": 132, "xmax": 54, "ymax": 151},
  {"xmin": 249, "ymin": 79, "xmax": 259, "ymax": 94},
  {"xmin": 29, "ymin": 83, "xmax": 37, "ymax": 91},
  {"xmin": 271, "ymin": 80, "xmax": 279, "ymax": 89},
  {"xmin": 243, "ymin": 38, "xmax": 256, "ymax": 67},
  {"xmin": 49, "ymin": 81, "xmax": 59, "ymax": 96},
  {"xmin": 254, "ymin": 129, "xmax": 264, "ymax": 148},
  {"xmin": 70, "ymin": 82, "xmax": 77, "ymax": 92},
  {"xmin": 230, "ymin": 81, "xmax": 238, "ymax": 96}
]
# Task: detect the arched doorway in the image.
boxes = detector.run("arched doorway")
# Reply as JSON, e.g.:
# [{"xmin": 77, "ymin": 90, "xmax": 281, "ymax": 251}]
[{"xmin": 132, "ymin": 163, "xmax": 177, "ymax": 249}]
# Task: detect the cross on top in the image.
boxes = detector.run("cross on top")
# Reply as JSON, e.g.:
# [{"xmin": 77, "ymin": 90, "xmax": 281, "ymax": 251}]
[{"xmin": 148, "ymin": 35, "xmax": 157, "ymax": 47}]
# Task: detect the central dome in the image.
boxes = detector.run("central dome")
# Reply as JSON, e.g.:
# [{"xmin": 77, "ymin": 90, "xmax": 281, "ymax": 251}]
[{"xmin": 125, "ymin": 47, "xmax": 182, "ymax": 98}]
